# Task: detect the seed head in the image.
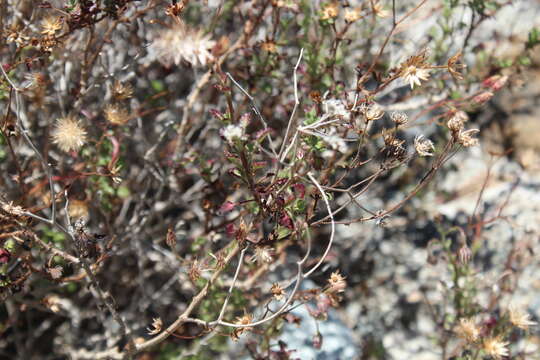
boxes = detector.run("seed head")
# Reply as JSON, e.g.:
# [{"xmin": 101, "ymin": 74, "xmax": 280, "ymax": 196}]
[
  {"xmin": 320, "ymin": 2, "xmax": 339, "ymax": 20},
  {"xmin": 41, "ymin": 17, "xmax": 63, "ymax": 36},
  {"xmin": 147, "ymin": 317, "xmax": 163, "ymax": 335},
  {"xmin": 455, "ymin": 317, "xmax": 480, "ymax": 343},
  {"xmin": 414, "ymin": 134, "xmax": 435, "ymax": 157},
  {"xmin": 447, "ymin": 111, "xmax": 468, "ymax": 133},
  {"xmin": 344, "ymin": 8, "xmax": 362, "ymax": 23},
  {"xmin": 483, "ymin": 337, "xmax": 509, "ymax": 359},
  {"xmin": 508, "ymin": 304, "xmax": 537, "ymax": 330},
  {"xmin": 457, "ymin": 129, "xmax": 479, "ymax": 147},
  {"xmin": 104, "ymin": 104, "xmax": 130, "ymax": 125},
  {"xmin": 150, "ymin": 22, "xmax": 215, "ymax": 67},
  {"xmin": 271, "ymin": 283, "xmax": 286, "ymax": 301},
  {"xmin": 51, "ymin": 116, "xmax": 87, "ymax": 152},
  {"xmin": 391, "ymin": 112, "xmax": 408, "ymax": 126},
  {"xmin": 251, "ymin": 246, "xmax": 274, "ymax": 265}
]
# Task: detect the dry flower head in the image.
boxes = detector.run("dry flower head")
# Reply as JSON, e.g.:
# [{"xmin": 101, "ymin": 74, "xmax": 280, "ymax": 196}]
[
  {"xmin": 231, "ymin": 313, "xmax": 253, "ymax": 341},
  {"xmin": 51, "ymin": 116, "xmax": 87, "ymax": 152},
  {"xmin": 147, "ymin": 317, "xmax": 163, "ymax": 335},
  {"xmin": 457, "ymin": 129, "xmax": 479, "ymax": 147},
  {"xmin": 41, "ymin": 17, "xmax": 63, "ymax": 36},
  {"xmin": 508, "ymin": 303, "xmax": 537, "ymax": 330},
  {"xmin": 271, "ymin": 283, "xmax": 286, "ymax": 301},
  {"xmin": 111, "ymin": 80, "xmax": 133, "ymax": 100},
  {"xmin": 399, "ymin": 50, "xmax": 431, "ymax": 89},
  {"xmin": 150, "ymin": 22, "xmax": 215, "ymax": 67},
  {"xmin": 104, "ymin": 104, "xmax": 130, "ymax": 125},
  {"xmin": 328, "ymin": 271, "xmax": 347, "ymax": 293},
  {"xmin": 320, "ymin": 2, "xmax": 339, "ymax": 20},
  {"xmin": 414, "ymin": 134, "xmax": 435, "ymax": 157},
  {"xmin": 455, "ymin": 317, "xmax": 480, "ymax": 343},
  {"xmin": 483, "ymin": 336, "xmax": 509, "ymax": 359}
]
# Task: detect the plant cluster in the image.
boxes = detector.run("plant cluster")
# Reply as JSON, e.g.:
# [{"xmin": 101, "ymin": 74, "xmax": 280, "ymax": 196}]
[{"xmin": 0, "ymin": 0, "xmax": 538, "ymax": 359}]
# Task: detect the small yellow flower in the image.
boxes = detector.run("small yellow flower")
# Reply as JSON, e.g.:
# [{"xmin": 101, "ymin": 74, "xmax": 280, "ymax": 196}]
[
  {"xmin": 483, "ymin": 337, "xmax": 509, "ymax": 359},
  {"xmin": 51, "ymin": 116, "xmax": 87, "ymax": 152}
]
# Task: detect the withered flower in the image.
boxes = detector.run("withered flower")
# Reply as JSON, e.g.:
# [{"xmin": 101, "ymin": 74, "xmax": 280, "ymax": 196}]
[
  {"xmin": 320, "ymin": 2, "xmax": 339, "ymax": 20},
  {"xmin": 41, "ymin": 17, "xmax": 63, "ymax": 36},
  {"xmin": 508, "ymin": 304, "xmax": 537, "ymax": 330},
  {"xmin": 327, "ymin": 271, "xmax": 347, "ymax": 293},
  {"xmin": 457, "ymin": 129, "xmax": 479, "ymax": 147},
  {"xmin": 447, "ymin": 51, "xmax": 466, "ymax": 80},
  {"xmin": 147, "ymin": 317, "xmax": 163, "ymax": 335},
  {"xmin": 231, "ymin": 313, "xmax": 253, "ymax": 341},
  {"xmin": 51, "ymin": 116, "xmax": 87, "ymax": 152},
  {"xmin": 111, "ymin": 80, "xmax": 133, "ymax": 100},
  {"xmin": 414, "ymin": 134, "xmax": 435, "ymax": 157},
  {"xmin": 271, "ymin": 283, "xmax": 286, "ymax": 301},
  {"xmin": 104, "ymin": 104, "xmax": 130, "ymax": 125},
  {"xmin": 454, "ymin": 317, "xmax": 480, "ymax": 343},
  {"xmin": 399, "ymin": 50, "xmax": 431, "ymax": 89},
  {"xmin": 483, "ymin": 337, "xmax": 509, "ymax": 359}
]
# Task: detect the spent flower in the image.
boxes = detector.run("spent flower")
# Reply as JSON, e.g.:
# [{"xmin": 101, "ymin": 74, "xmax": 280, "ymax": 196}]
[
  {"xmin": 51, "ymin": 116, "xmax": 87, "ymax": 152},
  {"xmin": 150, "ymin": 22, "xmax": 215, "ymax": 67},
  {"xmin": 414, "ymin": 134, "xmax": 435, "ymax": 157}
]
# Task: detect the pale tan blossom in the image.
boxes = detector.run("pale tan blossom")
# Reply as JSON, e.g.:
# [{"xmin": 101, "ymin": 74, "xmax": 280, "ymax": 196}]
[
  {"xmin": 41, "ymin": 17, "xmax": 63, "ymax": 36},
  {"xmin": 1, "ymin": 201, "xmax": 25, "ymax": 217},
  {"xmin": 251, "ymin": 246, "xmax": 274, "ymax": 265},
  {"xmin": 344, "ymin": 8, "xmax": 362, "ymax": 23},
  {"xmin": 457, "ymin": 129, "xmax": 479, "ymax": 147},
  {"xmin": 399, "ymin": 51, "xmax": 431, "ymax": 89},
  {"xmin": 320, "ymin": 2, "xmax": 339, "ymax": 20},
  {"xmin": 51, "ymin": 116, "xmax": 87, "ymax": 152},
  {"xmin": 104, "ymin": 104, "xmax": 130, "ymax": 125},
  {"xmin": 328, "ymin": 271, "xmax": 347, "ymax": 293},
  {"xmin": 455, "ymin": 318, "xmax": 480, "ymax": 343},
  {"xmin": 390, "ymin": 112, "xmax": 408, "ymax": 126},
  {"xmin": 372, "ymin": 2, "xmax": 390, "ymax": 18},
  {"xmin": 364, "ymin": 103, "xmax": 385, "ymax": 121},
  {"xmin": 147, "ymin": 317, "xmax": 163, "ymax": 335},
  {"xmin": 414, "ymin": 134, "xmax": 435, "ymax": 157},
  {"xmin": 508, "ymin": 304, "xmax": 537, "ymax": 330},
  {"xmin": 483, "ymin": 337, "xmax": 509, "ymax": 359},
  {"xmin": 231, "ymin": 313, "xmax": 253, "ymax": 341},
  {"xmin": 111, "ymin": 80, "xmax": 133, "ymax": 100},
  {"xmin": 150, "ymin": 22, "xmax": 215, "ymax": 67},
  {"xmin": 401, "ymin": 65, "xmax": 430, "ymax": 89},
  {"xmin": 447, "ymin": 111, "xmax": 468, "ymax": 133},
  {"xmin": 271, "ymin": 283, "xmax": 286, "ymax": 301}
]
